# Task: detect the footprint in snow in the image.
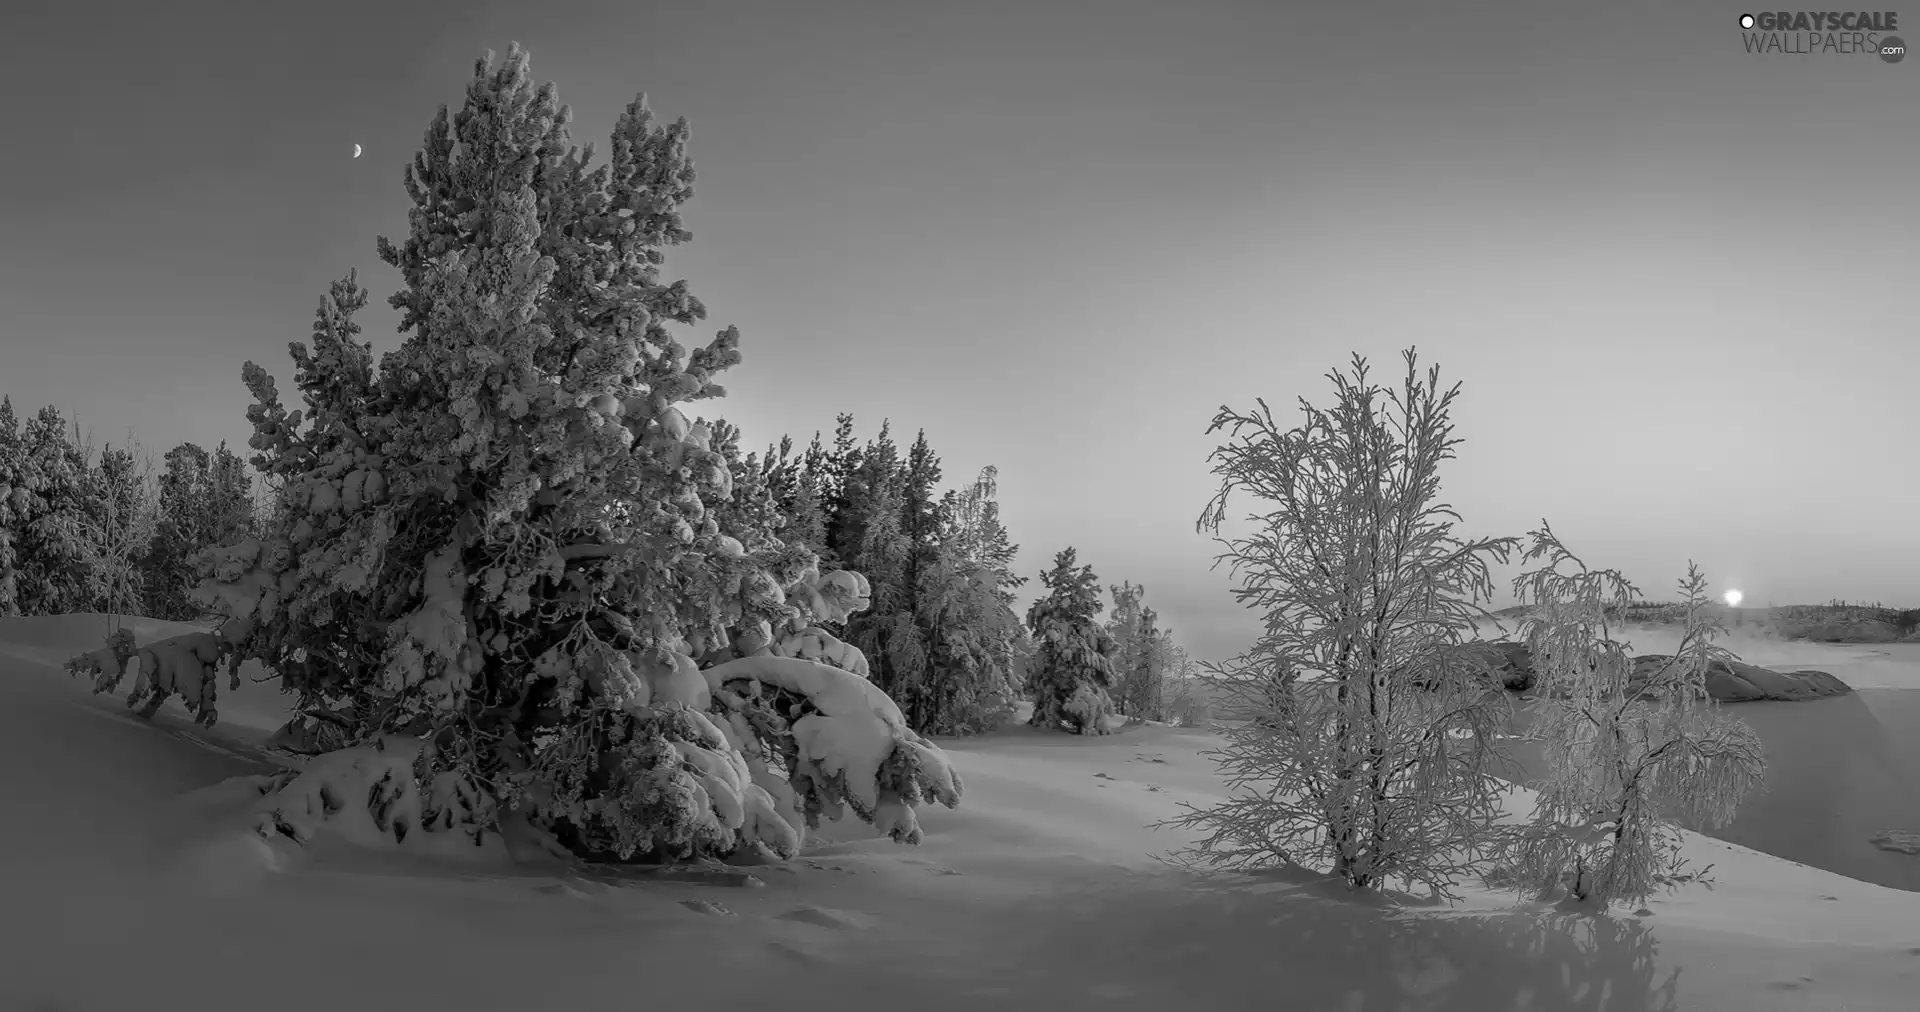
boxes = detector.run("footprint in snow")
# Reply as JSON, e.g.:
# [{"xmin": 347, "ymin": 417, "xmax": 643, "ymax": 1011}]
[
  {"xmin": 767, "ymin": 939, "xmax": 825, "ymax": 964},
  {"xmin": 680, "ymin": 899, "xmax": 735, "ymax": 917},
  {"xmin": 1092, "ymin": 772, "xmax": 1114, "ymax": 779},
  {"xmin": 777, "ymin": 906, "xmax": 877, "ymax": 930}
]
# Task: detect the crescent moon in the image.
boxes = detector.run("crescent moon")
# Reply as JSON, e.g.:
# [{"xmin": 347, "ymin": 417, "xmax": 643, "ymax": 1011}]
[{"xmin": 353, "ymin": 144, "xmax": 362, "ymax": 158}]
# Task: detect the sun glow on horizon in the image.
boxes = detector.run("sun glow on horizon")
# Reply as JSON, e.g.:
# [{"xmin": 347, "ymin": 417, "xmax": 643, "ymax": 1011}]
[{"xmin": 1724, "ymin": 589, "xmax": 1744, "ymax": 608}]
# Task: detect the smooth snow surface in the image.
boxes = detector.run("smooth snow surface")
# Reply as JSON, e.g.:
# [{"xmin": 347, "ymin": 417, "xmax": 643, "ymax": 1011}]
[{"xmin": 7, "ymin": 614, "xmax": 1920, "ymax": 1011}]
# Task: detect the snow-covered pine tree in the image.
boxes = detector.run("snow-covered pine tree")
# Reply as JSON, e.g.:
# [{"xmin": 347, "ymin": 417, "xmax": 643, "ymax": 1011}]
[
  {"xmin": 700, "ymin": 419, "xmax": 787, "ymax": 557},
  {"xmin": 143, "ymin": 442, "xmax": 254, "ymax": 619},
  {"xmin": 820, "ymin": 413, "xmax": 863, "ymax": 555},
  {"xmin": 1106, "ymin": 583, "xmax": 1173, "ymax": 722},
  {"xmin": 761, "ymin": 433, "xmax": 830, "ymax": 559},
  {"xmin": 207, "ymin": 441, "xmax": 256, "ymax": 539},
  {"xmin": 1159, "ymin": 350, "xmax": 1518, "ymax": 896},
  {"xmin": 797, "ymin": 422, "xmax": 1028, "ymax": 734},
  {"xmin": 1495, "ymin": 526, "xmax": 1766, "ymax": 907},
  {"xmin": 0, "ymin": 397, "xmax": 23, "ymax": 615},
  {"xmin": 145, "ymin": 442, "xmax": 214, "ymax": 619},
  {"xmin": 913, "ymin": 545, "xmax": 1024, "ymax": 734},
  {"xmin": 14, "ymin": 406, "xmax": 90, "ymax": 615},
  {"xmin": 835, "ymin": 423, "xmax": 936, "ymax": 724},
  {"xmin": 901, "ymin": 430, "xmax": 943, "ymax": 581},
  {"xmin": 938, "ymin": 466, "xmax": 1024, "ymax": 599},
  {"xmin": 191, "ymin": 43, "xmax": 959, "ymax": 863},
  {"xmin": 908, "ymin": 466, "xmax": 1027, "ymax": 734},
  {"xmin": 1024, "ymin": 547, "xmax": 1117, "ymax": 735}
]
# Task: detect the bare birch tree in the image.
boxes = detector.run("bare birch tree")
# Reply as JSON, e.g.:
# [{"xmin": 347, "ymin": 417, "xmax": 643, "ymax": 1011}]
[
  {"xmin": 1496, "ymin": 524, "xmax": 1767, "ymax": 907},
  {"xmin": 1159, "ymin": 349, "xmax": 1518, "ymax": 897}
]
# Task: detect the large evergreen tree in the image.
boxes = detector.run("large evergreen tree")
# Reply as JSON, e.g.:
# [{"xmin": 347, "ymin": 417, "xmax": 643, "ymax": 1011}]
[
  {"xmin": 192, "ymin": 43, "xmax": 959, "ymax": 863},
  {"xmin": 1024, "ymin": 547, "xmax": 1116, "ymax": 735}
]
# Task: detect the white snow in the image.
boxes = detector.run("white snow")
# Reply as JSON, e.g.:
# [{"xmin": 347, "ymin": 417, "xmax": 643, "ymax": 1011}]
[{"xmin": 6, "ymin": 612, "xmax": 1920, "ymax": 1010}]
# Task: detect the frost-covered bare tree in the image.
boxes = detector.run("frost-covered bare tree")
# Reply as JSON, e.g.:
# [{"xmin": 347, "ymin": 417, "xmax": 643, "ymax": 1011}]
[
  {"xmin": 1495, "ymin": 525, "xmax": 1766, "ymax": 907},
  {"xmin": 1161, "ymin": 643, "xmax": 1214, "ymax": 728},
  {"xmin": 1160, "ymin": 350, "xmax": 1518, "ymax": 897}
]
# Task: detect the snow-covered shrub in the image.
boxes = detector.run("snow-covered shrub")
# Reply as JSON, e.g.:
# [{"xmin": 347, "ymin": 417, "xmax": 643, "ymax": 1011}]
[
  {"xmin": 1494, "ymin": 527, "xmax": 1766, "ymax": 907},
  {"xmin": 67, "ymin": 628, "xmax": 236, "ymax": 725},
  {"xmin": 1159, "ymin": 350, "xmax": 1519, "ymax": 897},
  {"xmin": 1024, "ymin": 547, "xmax": 1118, "ymax": 735},
  {"xmin": 123, "ymin": 631, "xmax": 234, "ymax": 726},
  {"xmin": 64, "ymin": 628, "xmax": 138, "ymax": 694},
  {"xmin": 190, "ymin": 43, "xmax": 958, "ymax": 864}
]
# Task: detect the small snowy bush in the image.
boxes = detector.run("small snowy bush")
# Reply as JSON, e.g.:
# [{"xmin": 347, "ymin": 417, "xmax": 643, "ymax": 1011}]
[
  {"xmin": 1160, "ymin": 350, "xmax": 1518, "ymax": 897},
  {"xmin": 1494, "ymin": 526, "xmax": 1766, "ymax": 907},
  {"xmin": 191, "ymin": 43, "xmax": 959, "ymax": 863}
]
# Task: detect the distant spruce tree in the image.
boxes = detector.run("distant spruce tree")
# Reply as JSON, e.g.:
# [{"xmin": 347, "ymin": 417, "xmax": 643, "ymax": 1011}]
[
  {"xmin": 1107, "ymin": 581, "xmax": 1175, "ymax": 721},
  {"xmin": 762, "ymin": 433, "xmax": 829, "ymax": 558},
  {"xmin": 919, "ymin": 466, "xmax": 1028, "ymax": 732},
  {"xmin": 13, "ymin": 406, "xmax": 90, "ymax": 615},
  {"xmin": 1024, "ymin": 547, "xmax": 1117, "ymax": 735},
  {"xmin": 780, "ymin": 422, "xmax": 1027, "ymax": 734},
  {"xmin": 835, "ymin": 423, "xmax": 933, "ymax": 721}
]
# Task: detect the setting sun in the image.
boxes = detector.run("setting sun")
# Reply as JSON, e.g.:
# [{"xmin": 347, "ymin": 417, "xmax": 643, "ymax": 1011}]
[{"xmin": 1724, "ymin": 589, "xmax": 1745, "ymax": 607}]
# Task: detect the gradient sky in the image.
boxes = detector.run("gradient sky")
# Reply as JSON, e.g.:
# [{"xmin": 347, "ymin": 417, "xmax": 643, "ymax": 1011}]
[{"xmin": 1, "ymin": 0, "xmax": 1914, "ymax": 663}]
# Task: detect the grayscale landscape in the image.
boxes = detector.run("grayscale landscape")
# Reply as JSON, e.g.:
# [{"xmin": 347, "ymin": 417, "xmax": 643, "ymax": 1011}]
[{"xmin": 0, "ymin": 4, "xmax": 1914, "ymax": 1011}]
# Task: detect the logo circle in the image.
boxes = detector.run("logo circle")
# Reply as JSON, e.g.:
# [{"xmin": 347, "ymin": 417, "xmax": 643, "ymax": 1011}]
[
  {"xmin": 1739, "ymin": 13, "xmax": 1755, "ymax": 28},
  {"xmin": 1881, "ymin": 35, "xmax": 1906, "ymax": 63}
]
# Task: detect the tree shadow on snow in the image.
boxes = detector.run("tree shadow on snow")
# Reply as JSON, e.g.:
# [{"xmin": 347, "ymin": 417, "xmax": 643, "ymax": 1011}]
[{"xmin": 968, "ymin": 868, "xmax": 1682, "ymax": 1012}]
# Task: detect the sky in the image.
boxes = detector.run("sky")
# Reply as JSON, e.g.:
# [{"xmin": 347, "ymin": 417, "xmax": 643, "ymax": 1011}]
[{"xmin": 0, "ymin": 0, "xmax": 1914, "ymax": 664}]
